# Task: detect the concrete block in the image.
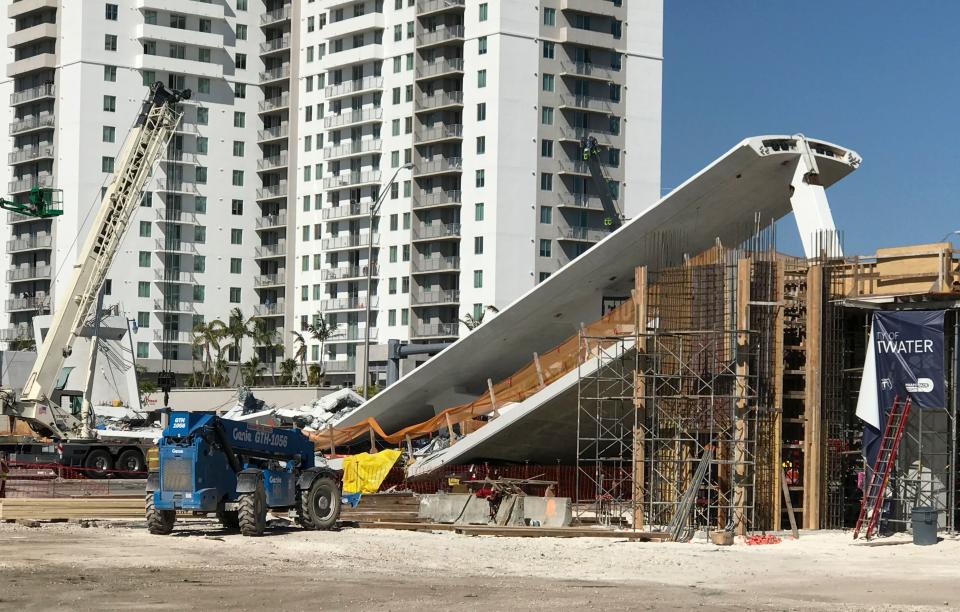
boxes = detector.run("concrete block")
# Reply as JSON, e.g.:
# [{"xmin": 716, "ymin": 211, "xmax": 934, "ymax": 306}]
[{"xmin": 522, "ymin": 496, "xmax": 572, "ymax": 527}]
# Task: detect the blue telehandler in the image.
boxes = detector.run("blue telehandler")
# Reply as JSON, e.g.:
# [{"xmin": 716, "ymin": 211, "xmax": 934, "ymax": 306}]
[{"xmin": 146, "ymin": 411, "xmax": 341, "ymax": 536}]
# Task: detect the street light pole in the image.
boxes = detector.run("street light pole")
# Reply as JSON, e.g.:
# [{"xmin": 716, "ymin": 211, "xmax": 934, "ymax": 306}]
[{"xmin": 362, "ymin": 162, "xmax": 413, "ymax": 400}]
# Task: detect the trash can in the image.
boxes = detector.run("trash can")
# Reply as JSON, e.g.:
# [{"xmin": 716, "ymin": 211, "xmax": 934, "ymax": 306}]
[{"xmin": 911, "ymin": 506, "xmax": 938, "ymax": 546}]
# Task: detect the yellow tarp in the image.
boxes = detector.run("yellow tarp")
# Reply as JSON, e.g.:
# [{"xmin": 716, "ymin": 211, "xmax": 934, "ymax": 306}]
[{"xmin": 341, "ymin": 449, "xmax": 402, "ymax": 494}]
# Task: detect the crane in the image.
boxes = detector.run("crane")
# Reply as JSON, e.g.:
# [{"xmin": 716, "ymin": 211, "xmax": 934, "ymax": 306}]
[{"xmin": 0, "ymin": 82, "xmax": 189, "ymax": 448}]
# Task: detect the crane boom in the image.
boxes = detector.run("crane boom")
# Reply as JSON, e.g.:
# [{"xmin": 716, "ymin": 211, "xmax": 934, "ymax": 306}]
[{"xmin": 2, "ymin": 82, "xmax": 189, "ymax": 439}]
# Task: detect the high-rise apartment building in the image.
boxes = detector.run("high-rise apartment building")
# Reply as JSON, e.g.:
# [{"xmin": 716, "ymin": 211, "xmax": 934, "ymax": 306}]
[
  {"xmin": 295, "ymin": 0, "xmax": 661, "ymax": 385},
  {"xmin": 1, "ymin": 0, "xmax": 661, "ymax": 388}
]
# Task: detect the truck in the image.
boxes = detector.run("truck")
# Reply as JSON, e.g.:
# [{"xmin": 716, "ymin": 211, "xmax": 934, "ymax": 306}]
[
  {"xmin": 147, "ymin": 411, "xmax": 342, "ymax": 536},
  {"xmin": 0, "ymin": 82, "xmax": 190, "ymax": 475}
]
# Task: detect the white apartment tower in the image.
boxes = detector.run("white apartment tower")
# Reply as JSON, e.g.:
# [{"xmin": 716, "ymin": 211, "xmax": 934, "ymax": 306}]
[
  {"xmin": 294, "ymin": 0, "xmax": 661, "ymax": 385},
  {"xmin": 2, "ymin": 1, "xmax": 263, "ymax": 378}
]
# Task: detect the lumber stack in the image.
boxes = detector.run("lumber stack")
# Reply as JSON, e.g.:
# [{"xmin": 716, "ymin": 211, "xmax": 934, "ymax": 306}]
[
  {"xmin": 339, "ymin": 492, "xmax": 423, "ymax": 524},
  {"xmin": 0, "ymin": 496, "xmax": 143, "ymax": 521}
]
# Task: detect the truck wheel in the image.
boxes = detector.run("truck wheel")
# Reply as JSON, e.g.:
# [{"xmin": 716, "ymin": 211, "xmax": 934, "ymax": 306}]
[
  {"xmin": 300, "ymin": 476, "xmax": 341, "ymax": 531},
  {"xmin": 84, "ymin": 448, "xmax": 113, "ymax": 478},
  {"xmin": 217, "ymin": 508, "xmax": 240, "ymax": 530},
  {"xmin": 238, "ymin": 480, "xmax": 266, "ymax": 537},
  {"xmin": 145, "ymin": 493, "xmax": 175, "ymax": 535},
  {"xmin": 116, "ymin": 449, "xmax": 145, "ymax": 477}
]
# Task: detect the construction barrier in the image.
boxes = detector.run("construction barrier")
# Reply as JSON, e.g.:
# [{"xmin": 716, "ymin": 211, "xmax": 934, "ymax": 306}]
[{"xmin": 2, "ymin": 462, "xmax": 147, "ymax": 499}]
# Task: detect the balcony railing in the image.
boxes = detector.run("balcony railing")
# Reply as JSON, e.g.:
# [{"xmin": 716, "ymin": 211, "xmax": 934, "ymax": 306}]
[
  {"xmin": 415, "ymin": 58, "xmax": 464, "ymax": 79},
  {"xmin": 334, "ymin": 327, "xmax": 378, "ymax": 342},
  {"xmin": 321, "ymin": 265, "xmax": 376, "ymax": 281},
  {"xmin": 411, "ymin": 322, "xmax": 459, "ymax": 338},
  {"xmin": 8, "ymin": 144, "xmax": 55, "ymax": 165},
  {"xmin": 259, "ymin": 34, "xmax": 291, "ymax": 54},
  {"xmin": 6, "ymin": 296, "xmax": 47, "ymax": 311},
  {"xmin": 153, "ymin": 299, "xmax": 197, "ymax": 313},
  {"xmin": 254, "ymin": 301, "xmax": 285, "ymax": 316},
  {"xmin": 152, "ymin": 329, "xmax": 194, "ymax": 343},
  {"xmin": 256, "ymin": 183, "xmax": 288, "ymax": 199},
  {"xmin": 561, "ymin": 226, "xmax": 610, "ymax": 242},
  {"xmin": 557, "ymin": 158, "xmax": 591, "ymax": 175},
  {"xmin": 254, "ymin": 242, "xmax": 287, "ymax": 258},
  {"xmin": 7, "ymin": 265, "xmax": 52, "ymax": 282},
  {"xmin": 8, "ymin": 174, "xmax": 53, "ymax": 194},
  {"xmin": 154, "ymin": 269, "xmax": 197, "ymax": 283},
  {"xmin": 414, "ymin": 157, "xmax": 462, "ymax": 175},
  {"xmin": 320, "ymin": 296, "xmax": 377, "ymax": 311},
  {"xmin": 321, "ymin": 201, "xmax": 372, "ymax": 220},
  {"xmin": 321, "ymin": 233, "xmax": 378, "ymax": 250},
  {"xmin": 7, "ymin": 211, "xmax": 35, "ymax": 223},
  {"xmin": 260, "ymin": 6, "xmax": 291, "ymax": 25},
  {"xmin": 325, "ymin": 76, "xmax": 383, "ymax": 98},
  {"xmin": 257, "ymin": 124, "xmax": 289, "ymax": 141},
  {"xmin": 160, "ymin": 150, "xmax": 198, "ymax": 164},
  {"xmin": 154, "ymin": 209, "xmax": 198, "ymax": 223},
  {"xmin": 255, "ymin": 214, "xmax": 287, "ymax": 229},
  {"xmin": 259, "ymin": 65, "xmax": 291, "ymax": 83},
  {"xmin": 416, "ymin": 124, "xmax": 462, "ymax": 142},
  {"xmin": 7, "ymin": 234, "xmax": 52, "ymax": 253},
  {"xmin": 322, "ymin": 358, "xmax": 357, "ymax": 373},
  {"xmin": 154, "ymin": 180, "xmax": 199, "ymax": 194},
  {"xmin": 413, "ymin": 223, "xmax": 461, "ymax": 240},
  {"xmin": 416, "ymin": 24, "xmax": 465, "ymax": 47},
  {"xmin": 0, "ymin": 325, "xmax": 33, "ymax": 342},
  {"xmin": 154, "ymin": 239, "xmax": 198, "ymax": 254},
  {"xmin": 257, "ymin": 154, "xmax": 289, "ymax": 170},
  {"xmin": 10, "ymin": 83, "xmax": 55, "ymax": 106},
  {"xmin": 323, "ymin": 107, "xmax": 383, "ymax": 129},
  {"xmin": 558, "ymin": 94, "xmax": 614, "ymax": 113},
  {"xmin": 412, "ymin": 255, "xmax": 460, "ymax": 273},
  {"xmin": 259, "ymin": 93, "xmax": 291, "ymax": 112},
  {"xmin": 254, "ymin": 273, "xmax": 286, "ymax": 287},
  {"xmin": 322, "ymin": 170, "xmax": 381, "ymax": 190},
  {"xmin": 558, "ymin": 124, "xmax": 619, "ymax": 142},
  {"xmin": 557, "ymin": 193, "xmax": 604, "ymax": 209},
  {"xmin": 559, "ymin": 61, "xmax": 619, "ymax": 80},
  {"xmin": 9, "ymin": 114, "xmax": 55, "ymax": 135},
  {"xmin": 415, "ymin": 91, "xmax": 463, "ymax": 110},
  {"xmin": 412, "ymin": 289, "xmax": 460, "ymax": 305},
  {"xmin": 417, "ymin": 0, "xmax": 465, "ymax": 13},
  {"xmin": 323, "ymin": 138, "xmax": 382, "ymax": 159},
  {"xmin": 413, "ymin": 189, "xmax": 461, "ymax": 209}
]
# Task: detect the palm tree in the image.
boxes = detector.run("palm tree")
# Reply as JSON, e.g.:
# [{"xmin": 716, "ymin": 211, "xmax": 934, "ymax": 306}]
[
  {"xmin": 251, "ymin": 319, "xmax": 281, "ymax": 385},
  {"xmin": 291, "ymin": 330, "xmax": 308, "ymax": 385},
  {"xmin": 240, "ymin": 356, "xmax": 264, "ymax": 386},
  {"xmin": 279, "ymin": 358, "xmax": 298, "ymax": 385},
  {"xmin": 460, "ymin": 305, "xmax": 500, "ymax": 330},
  {"xmin": 221, "ymin": 307, "xmax": 252, "ymax": 385},
  {"xmin": 306, "ymin": 312, "xmax": 338, "ymax": 386}
]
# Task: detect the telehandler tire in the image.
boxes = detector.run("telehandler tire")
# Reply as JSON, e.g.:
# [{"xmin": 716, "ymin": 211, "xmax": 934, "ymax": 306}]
[
  {"xmin": 238, "ymin": 479, "xmax": 266, "ymax": 537},
  {"xmin": 145, "ymin": 493, "xmax": 175, "ymax": 535},
  {"xmin": 300, "ymin": 475, "xmax": 341, "ymax": 531}
]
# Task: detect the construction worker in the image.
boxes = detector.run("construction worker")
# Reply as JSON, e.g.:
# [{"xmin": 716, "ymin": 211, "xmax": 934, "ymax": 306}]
[{"xmin": 0, "ymin": 452, "xmax": 9, "ymax": 499}]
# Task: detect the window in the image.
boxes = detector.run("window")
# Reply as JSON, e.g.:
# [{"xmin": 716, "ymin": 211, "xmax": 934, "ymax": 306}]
[
  {"xmin": 104, "ymin": 34, "xmax": 117, "ymax": 51},
  {"xmin": 389, "ymin": 246, "xmax": 397, "ymax": 263},
  {"xmin": 402, "ymin": 277, "xmax": 410, "ymax": 293},
  {"xmin": 137, "ymin": 312, "xmax": 150, "ymax": 328},
  {"xmin": 194, "ymin": 256, "xmax": 206, "ymax": 273},
  {"xmin": 477, "ymin": 103, "xmax": 486, "ymax": 121},
  {"xmin": 473, "ymin": 270, "xmax": 483, "ymax": 288},
  {"xmin": 305, "ymin": 135, "xmax": 312, "ymax": 152},
  {"xmin": 306, "ymin": 47, "xmax": 314, "ymax": 63},
  {"xmin": 169, "ymin": 44, "xmax": 185, "ymax": 59},
  {"xmin": 195, "ymin": 196, "xmax": 206, "ymax": 214},
  {"xmin": 394, "ymin": 24, "xmax": 402, "ymax": 41},
  {"xmin": 388, "ymin": 278, "xmax": 397, "ymax": 294},
  {"xmin": 478, "ymin": 36, "xmax": 487, "ymax": 55},
  {"xmin": 196, "ymin": 166, "xmax": 207, "ymax": 183},
  {"xmin": 232, "ymin": 170, "xmax": 244, "ymax": 187},
  {"xmin": 388, "ymin": 310, "xmax": 396, "ymax": 326},
  {"xmin": 229, "ymin": 288, "xmax": 241, "ymax": 303},
  {"xmin": 403, "ymin": 212, "xmax": 410, "ymax": 229},
  {"xmin": 540, "ymin": 173, "xmax": 553, "ymax": 191},
  {"xmin": 479, "ymin": 2, "xmax": 488, "ymax": 21},
  {"xmin": 406, "ymin": 53, "xmax": 414, "ymax": 70},
  {"xmin": 539, "ymin": 272, "xmax": 551, "ymax": 283},
  {"xmin": 170, "ymin": 13, "xmax": 186, "ymax": 28},
  {"xmin": 475, "ymin": 202, "xmax": 484, "ymax": 221},
  {"xmin": 392, "ymin": 119, "xmax": 400, "ymax": 136},
  {"xmin": 541, "ymin": 139, "xmax": 553, "ymax": 158},
  {"xmin": 541, "ymin": 106, "xmax": 553, "ymax": 125},
  {"xmin": 194, "ymin": 225, "xmax": 206, "ymax": 243},
  {"xmin": 197, "ymin": 107, "xmax": 209, "ymax": 125},
  {"xmin": 141, "ymin": 192, "xmax": 152, "ymax": 207},
  {"xmin": 307, "ymin": 16, "xmax": 315, "ymax": 32},
  {"xmin": 193, "ymin": 285, "xmax": 205, "ymax": 303},
  {"xmin": 231, "ymin": 199, "xmax": 243, "ymax": 215},
  {"xmin": 407, "ymin": 21, "xmax": 414, "ymax": 38},
  {"xmin": 230, "ymin": 258, "xmax": 242, "ymax": 274},
  {"xmin": 539, "ymin": 239, "xmax": 552, "ymax": 257},
  {"xmin": 234, "ymin": 83, "xmax": 246, "ymax": 99},
  {"xmin": 196, "ymin": 137, "xmax": 208, "ymax": 155},
  {"xmin": 144, "ymin": 10, "xmax": 157, "ymax": 25},
  {"xmin": 102, "ymin": 157, "xmax": 115, "ymax": 173},
  {"xmin": 142, "ymin": 70, "xmax": 156, "ymax": 86},
  {"xmin": 301, "ymin": 285, "xmax": 308, "ymax": 301},
  {"xmin": 236, "ymin": 53, "xmax": 247, "ymax": 70},
  {"xmin": 235, "ymin": 24, "xmax": 247, "ymax": 40},
  {"xmin": 474, "ymin": 236, "xmax": 484, "ymax": 255},
  {"xmin": 138, "ymin": 281, "xmax": 150, "ymax": 298},
  {"xmin": 305, "ymin": 106, "xmax": 313, "ymax": 122},
  {"xmin": 477, "ymin": 69, "xmax": 486, "ymax": 88},
  {"xmin": 198, "ymin": 78, "xmax": 210, "ymax": 94},
  {"xmin": 542, "ymin": 74, "xmax": 554, "ymax": 92},
  {"xmin": 543, "ymin": 41, "xmax": 555, "ymax": 59},
  {"xmin": 540, "ymin": 206, "xmax": 553, "ymax": 224},
  {"xmin": 401, "ymin": 309, "xmax": 409, "ymax": 325},
  {"xmin": 138, "ymin": 251, "xmax": 150, "ymax": 267},
  {"xmin": 405, "ymin": 84, "xmax": 413, "ymax": 102},
  {"xmin": 544, "ymin": 7, "xmax": 556, "ymax": 26},
  {"xmin": 103, "ymin": 95, "xmax": 116, "ymax": 112},
  {"xmin": 197, "ymin": 48, "xmax": 211, "ymax": 64},
  {"xmin": 475, "ymin": 169, "xmax": 485, "ymax": 188},
  {"xmin": 102, "ymin": 126, "xmax": 115, "ymax": 143},
  {"xmin": 237, "ymin": 0, "xmax": 248, "ymax": 10},
  {"xmin": 389, "ymin": 214, "xmax": 398, "ymax": 231},
  {"xmin": 230, "ymin": 229, "xmax": 242, "ymax": 244},
  {"xmin": 233, "ymin": 141, "xmax": 245, "ymax": 157},
  {"xmin": 476, "ymin": 136, "xmax": 486, "ymax": 154},
  {"xmin": 139, "ymin": 221, "xmax": 151, "ymax": 238},
  {"xmin": 137, "ymin": 343, "xmax": 149, "ymax": 359},
  {"xmin": 143, "ymin": 41, "xmax": 157, "ymax": 55},
  {"xmin": 608, "ymin": 148, "xmax": 621, "ymax": 167},
  {"xmin": 199, "ymin": 18, "xmax": 212, "ymax": 33},
  {"xmin": 233, "ymin": 111, "xmax": 245, "ymax": 128},
  {"xmin": 392, "ymin": 87, "xmax": 401, "ymax": 105},
  {"xmin": 103, "ymin": 65, "xmax": 116, "ymax": 82}
]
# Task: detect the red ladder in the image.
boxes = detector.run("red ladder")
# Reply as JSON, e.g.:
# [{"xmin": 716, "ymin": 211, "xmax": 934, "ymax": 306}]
[{"xmin": 853, "ymin": 396, "xmax": 912, "ymax": 540}]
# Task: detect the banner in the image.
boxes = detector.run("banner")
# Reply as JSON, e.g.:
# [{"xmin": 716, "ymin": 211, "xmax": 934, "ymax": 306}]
[{"xmin": 857, "ymin": 310, "xmax": 945, "ymax": 467}]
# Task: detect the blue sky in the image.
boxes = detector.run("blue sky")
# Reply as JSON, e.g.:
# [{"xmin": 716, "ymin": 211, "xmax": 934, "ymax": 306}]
[{"xmin": 662, "ymin": 1, "xmax": 960, "ymax": 255}]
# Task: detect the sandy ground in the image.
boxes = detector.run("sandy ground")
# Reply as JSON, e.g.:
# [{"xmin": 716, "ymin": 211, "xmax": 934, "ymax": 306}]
[{"xmin": 0, "ymin": 520, "xmax": 957, "ymax": 611}]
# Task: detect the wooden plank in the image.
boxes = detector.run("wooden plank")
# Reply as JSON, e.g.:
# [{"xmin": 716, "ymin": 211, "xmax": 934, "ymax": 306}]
[
  {"xmin": 355, "ymin": 521, "xmax": 669, "ymax": 540},
  {"xmin": 780, "ymin": 467, "xmax": 800, "ymax": 539},
  {"xmin": 733, "ymin": 258, "xmax": 750, "ymax": 537},
  {"xmin": 533, "ymin": 353, "xmax": 545, "ymax": 389},
  {"xmin": 487, "ymin": 378, "xmax": 500, "ymax": 418},
  {"xmin": 632, "ymin": 265, "xmax": 648, "ymax": 531},
  {"xmin": 803, "ymin": 264, "xmax": 823, "ymax": 530},
  {"xmin": 773, "ymin": 260, "xmax": 785, "ymax": 532}
]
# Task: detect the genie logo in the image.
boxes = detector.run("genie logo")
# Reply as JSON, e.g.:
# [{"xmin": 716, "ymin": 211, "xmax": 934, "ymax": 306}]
[{"xmin": 906, "ymin": 378, "xmax": 934, "ymax": 393}]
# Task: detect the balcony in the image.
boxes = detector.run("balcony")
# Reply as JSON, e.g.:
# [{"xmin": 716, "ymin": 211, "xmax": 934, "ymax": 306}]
[
  {"xmin": 416, "ymin": 25, "xmax": 465, "ymax": 49},
  {"xmin": 256, "ymin": 214, "xmax": 287, "ymax": 229},
  {"xmin": 154, "ymin": 269, "xmax": 197, "ymax": 284},
  {"xmin": 254, "ymin": 273, "xmax": 286, "ymax": 287},
  {"xmin": 135, "ymin": 53, "xmax": 223, "ymax": 80},
  {"xmin": 321, "ymin": 201, "xmax": 372, "ymax": 221},
  {"xmin": 259, "ymin": 65, "xmax": 291, "ymax": 85},
  {"xmin": 159, "ymin": 150, "xmax": 198, "ymax": 165},
  {"xmin": 10, "ymin": 83, "xmax": 54, "ymax": 106},
  {"xmin": 7, "ymin": 264, "xmax": 51, "ymax": 282},
  {"xmin": 322, "ymin": 170, "xmax": 382, "ymax": 190},
  {"xmin": 559, "ymin": 226, "xmax": 611, "ymax": 242},
  {"xmin": 9, "ymin": 174, "xmax": 53, "ymax": 194},
  {"xmin": 412, "ymin": 255, "xmax": 460, "ymax": 274},
  {"xmin": 257, "ymin": 154, "xmax": 289, "ymax": 170},
  {"xmin": 135, "ymin": 23, "xmax": 223, "ymax": 50},
  {"xmin": 0, "ymin": 324, "xmax": 33, "ymax": 342},
  {"xmin": 7, "ymin": 212, "xmax": 36, "ymax": 224},
  {"xmin": 256, "ymin": 183, "xmax": 289, "ymax": 200},
  {"xmin": 137, "ymin": 0, "xmax": 225, "ymax": 19},
  {"xmin": 323, "ymin": 138, "xmax": 382, "ymax": 160},
  {"xmin": 411, "ymin": 289, "xmax": 459, "ymax": 306},
  {"xmin": 325, "ymin": 76, "xmax": 383, "ymax": 99},
  {"xmin": 259, "ymin": 93, "xmax": 290, "ymax": 113},
  {"xmin": 254, "ymin": 301, "xmax": 285, "ymax": 317},
  {"xmin": 415, "ymin": 58, "xmax": 465, "ymax": 80},
  {"xmin": 557, "ymin": 124, "xmax": 618, "ymax": 146},
  {"xmin": 417, "ymin": 0, "xmax": 465, "ymax": 16},
  {"xmin": 7, "ymin": 53, "xmax": 56, "ymax": 78},
  {"xmin": 415, "ymin": 124, "xmax": 462, "ymax": 143},
  {"xmin": 174, "ymin": 122, "xmax": 200, "ymax": 135},
  {"xmin": 413, "ymin": 189, "xmax": 461, "ymax": 209},
  {"xmin": 558, "ymin": 26, "xmax": 618, "ymax": 49},
  {"xmin": 557, "ymin": 158, "xmax": 591, "ymax": 175},
  {"xmin": 321, "ymin": 233, "xmax": 378, "ymax": 251},
  {"xmin": 7, "ymin": 235, "xmax": 52, "ymax": 253},
  {"xmin": 154, "ymin": 209, "xmax": 198, "ymax": 224},
  {"xmin": 154, "ymin": 180, "xmax": 199, "ymax": 195},
  {"xmin": 334, "ymin": 327, "xmax": 378, "ymax": 342},
  {"xmin": 154, "ymin": 239, "xmax": 198, "ymax": 254},
  {"xmin": 557, "ymin": 193, "xmax": 605, "ymax": 210},
  {"xmin": 411, "ymin": 322, "xmax": 458, "ymax": 338},
  {"xmin": 254, "ymin": 242, "xmax": 287, "ymax": 258},
  {"xmin": 321, "ymin": 265, "xmax": 376, "ymax": 281},
  {"xmin": 415, "ymin": 91, "xmax": 463, "ymax": 112},
  {"xmin": 257, "ymin": 124, "xmax": 289, "ymax": 143},
  {"xmin": 260, "ymin": 6, "xmax": 291, "ymax": 26},
  {"xmin": 560, "ymin": 0, "xmax": 622, "ymax": 17},
  {"xmin": 414, "ymin": 157, "xmax": 462, "ymax": 177},
  {"xmin": 154, "ymin": 299, "xmax": 197, "ymax": 314},
  {"xmin": 412, "ymin": 223, "xmax": 461, "ymax": 241},
  {"xmin": 558, "ymin": 94, "xmax": 615, "ymax": 113},
  {"xmin": 8, "ymin": 22, "xmax": 56, "ymax": 48},
  {"xmin": 10, "ymin": 0, "xmax": 58, "ymax": 19},
  {"xmin": 320, "ymin": 296, "xmax": 377, "ymax": 312},
  {"xmin": 10, "ymin": 114, "xmax": 55, "ymax": 135},
  {"xmin": 152, "ymin": 329, "xmax": 194, "ymax": 344},
  {"xmin": 559, "ymin": 60, "xmax": 619, "ymax": 81},
  {"xmin": 8, "ymin": 144, "xmax": 55, "ymax": 165},
  {"xmin": 260, "ymin": 34, "xmax": 291, "ymax": 55},
  {"xmin": 323, "ymin": 108, "xmax": 383, "ymax": 129},
  {"xmin": 6, "ymin": 296, "xmax": 47, "ymax": 312},
  {"xmin": 323, "ymin": 358, "xmax": 357, "ymax": 373}
]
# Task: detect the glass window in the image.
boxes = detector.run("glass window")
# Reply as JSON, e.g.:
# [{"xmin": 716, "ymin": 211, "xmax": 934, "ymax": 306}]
[
  {"xmin": 103, "ymin": 95, "xmax": 116, "ymax": 112},
  {"xmin": 233, "ymin": 111, "xmax": 245, "ymax": 128},
  {"xmin": 229, "ymin": 288, "xmax": 241, "ymax": 303},
  {"xmin": 540, "ymin": 173, "xmax": 552, "ymax": 191},
  {"xmin": 236, "ymin": 24, "xmax": 247, "ymax": 40},
  {"xmin": 103, "ymin": 65, "xmax": 116, "ymax": 81},
  {"xmin": 479, "ymin": 2, "xmax": 488, "ymax": 21},
  {"xmin": 230, "ymin": 229, "xmax": 242, "ymax": 244},
  {"xmin": 478, "ymin": 37, "xmax": 487, "ymax": 55},
  {"xmin": 233, "ymin": 141, "xmax": 245, "ymax": 157},
  {"xmin": 544, "ymin": 7, "xmax": 556, "ymax": 26},
  {"xmin": 539, "ymin": 239, "xmax": 552, "ymax": 257},
  {"xmin": 139, "ymin": 221, "xmax": 151, "ymax": 237},
  {"xmin": 137, "ymin": 343, "xmax": 149, "ymax": 359},
  {"xmin": 137, "ymin": 312, "xmax": 150, "ymax": 328},
  {"xmin": 476, "ymin": 136, "xmax": 485, "ymax": 154},
  {"xmin": 475, "ymin": 169, "xmax": 485, "ymax": 188},
  {"xmin": 194, "ymin": 225, "xmax": 206, "ymax": 243},
  {"xmin": 542, "ymin": 74, "xmax": 554, "ymax": 92},
  {"xmin": 231, "ymin": 199, "xmax": 243, "ymax": 215},
  {"xmin": 474, "ymin": 236, "xmax": 483, "ymax": 255},
  {"xmin": 540, "ymin": 206, "xmax": 553, "ymax": 224},
  {"xmin": 543, "ymin": 41, "xmax": 554, "ymax": 59},
  {"xmin": 102, "ymin": 126, "xmax": 115, "ymax": 143},
  {"xmin": 230, "ymin": 258, "xmax": 242, "ymax": 274},
  {"xmin": 232, "ymin": 170, "xmax": 244, "ymax": 186},
  {"xmin": 477, "ymin": 69, "xmax": 486, "ymax": 88},
  {"xmin": 473, "ymin": 270, "xmax": 483, "ymax": 288},
  {"xmin": 138, "ymin": 281, "xmax": 150, "ymax": 298},
  {"xmin": 477, "ymin": 103, "xmax": 486, "ymax": 121},
  {"xmin": 198, "ymin": 78, "xmax": 210, "ymax": 94},
  {"xmin": 101, "ymin": 157, "xmax": 115, "ymax": 173},
  {"xmin": 475, "ymin": 202, "xmax": 484, "ymax": 221},
  {"xmin": 541, "ymin": 139, "xmax": 553, "ymax": 158},
  {"xmin": 194, "ymin": 255, "xmax": 206, "ymax": 273},
  {"xmin": 104, "ymin": 34, "xmax": 117, "ymax": 51},
  {"xmin": 138, "ymin": 251, "xmax": 150, "ymax": 267},
  {"xmin": 198, "ymin": 107, "xmax": 209, "ymax": 125},
  {"xmin": 541, "ymin": 107, "xmax": 553, "ymax": 125}
]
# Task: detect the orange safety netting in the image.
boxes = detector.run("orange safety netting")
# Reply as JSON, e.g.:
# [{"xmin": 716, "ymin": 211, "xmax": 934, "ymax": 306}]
[{"xmin": 310, "ymin": 297, "xmax": 637, "ymax": 449}]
